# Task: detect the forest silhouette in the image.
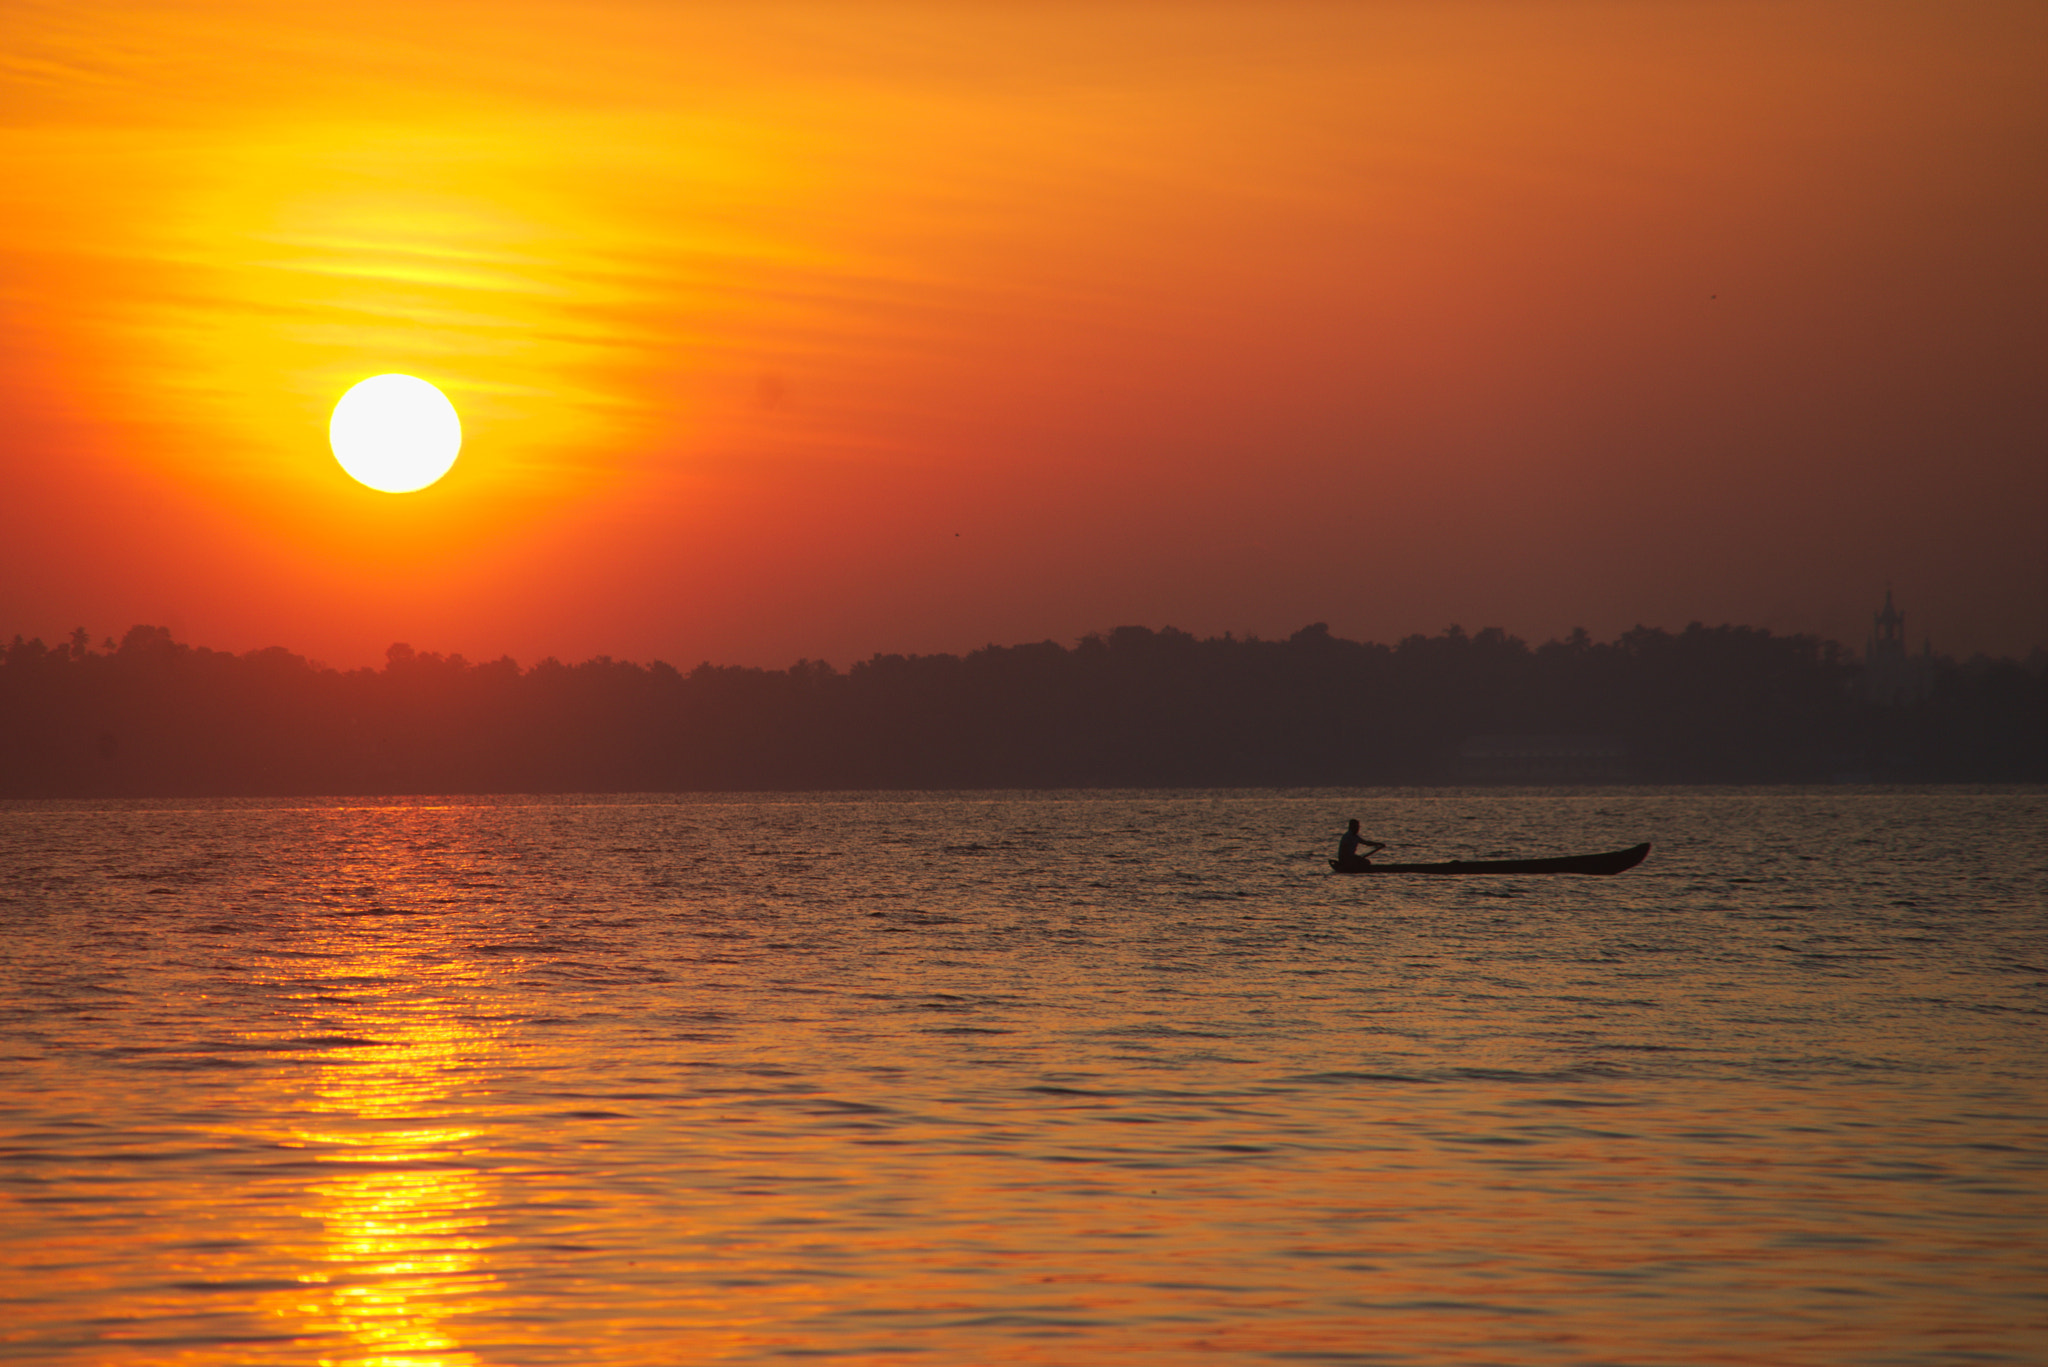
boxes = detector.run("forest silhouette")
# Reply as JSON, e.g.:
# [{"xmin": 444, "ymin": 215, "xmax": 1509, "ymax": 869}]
[{"xmin": 4, "ymin": 622, "xmax": 2042, "ymax": 797}]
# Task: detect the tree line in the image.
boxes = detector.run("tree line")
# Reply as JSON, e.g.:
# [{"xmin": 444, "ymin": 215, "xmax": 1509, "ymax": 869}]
[{"xmin": 2, "ymin": 621, "xmax": 2042, "ymax": 796}]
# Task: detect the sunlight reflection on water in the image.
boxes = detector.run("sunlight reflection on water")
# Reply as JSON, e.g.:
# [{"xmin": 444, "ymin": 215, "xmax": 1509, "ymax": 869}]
[
  {"xmin": 282, "ymin": 990, "xmax": 501, "ymax": 1366},
  {"xmin": 0, "ymin": 789, "xmax": 2042, "ymax": 1364}
]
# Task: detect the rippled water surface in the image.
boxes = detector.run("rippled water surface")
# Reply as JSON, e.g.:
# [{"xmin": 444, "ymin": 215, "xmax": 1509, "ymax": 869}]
[{"xmin": 1, "ymin": 788, "xmax": 2043, "ymax": 1365}]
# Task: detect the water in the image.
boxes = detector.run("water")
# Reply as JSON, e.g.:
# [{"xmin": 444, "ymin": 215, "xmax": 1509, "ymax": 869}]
[{"xmin": 1, "ymin": 788, "xmax": 2042, "ymax": 1365}]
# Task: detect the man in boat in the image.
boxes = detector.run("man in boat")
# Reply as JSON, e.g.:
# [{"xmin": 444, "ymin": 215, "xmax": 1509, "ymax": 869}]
[{"xmin": 1336, "ymin": 819, "xmax": 1386, "ymax": 870}]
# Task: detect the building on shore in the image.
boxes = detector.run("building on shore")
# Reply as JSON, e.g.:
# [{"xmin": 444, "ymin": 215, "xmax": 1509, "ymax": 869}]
[{"xmin": 1863, "ymin": 590, "xmax": 1935, "ymax": 705}]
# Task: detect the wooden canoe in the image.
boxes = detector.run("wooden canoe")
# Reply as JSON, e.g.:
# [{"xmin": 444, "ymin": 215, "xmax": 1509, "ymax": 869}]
[{"xmin": 1330, "ymin": 841, "xmax": 1650, "ymax": 876}]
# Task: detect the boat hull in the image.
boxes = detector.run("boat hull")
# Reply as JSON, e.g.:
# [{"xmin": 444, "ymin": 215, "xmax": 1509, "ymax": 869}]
[{"xmin": 1330, "ymin": 842, "xmax": 1650, "ymax": 876}]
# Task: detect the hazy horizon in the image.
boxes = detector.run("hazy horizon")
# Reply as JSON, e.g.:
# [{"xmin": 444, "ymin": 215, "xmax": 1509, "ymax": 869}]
[{"xmin": 6, "ymin": 601, "xmax": 2037, "ymax": 677}]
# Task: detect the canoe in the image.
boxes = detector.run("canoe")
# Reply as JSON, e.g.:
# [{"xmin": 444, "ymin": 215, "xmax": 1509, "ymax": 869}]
[{"xmin": 1329, "ymin": 841, "xmax": 1650, "ymax": 876}]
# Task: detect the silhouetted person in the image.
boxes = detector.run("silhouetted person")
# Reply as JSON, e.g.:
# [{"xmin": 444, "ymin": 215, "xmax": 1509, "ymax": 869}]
[{"xmin": 1337, "ymin": 819, "xmax": 1385, "ymax": 869}]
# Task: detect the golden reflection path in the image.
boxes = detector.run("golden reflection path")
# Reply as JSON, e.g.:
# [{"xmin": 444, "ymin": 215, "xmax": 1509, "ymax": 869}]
[
  {"xmin": 4, "ymin": 795, "xmax": 2043, "ymax": 1365},
  {"xmin": 242, "ymin": 822, "xmax": 510, "ymax": 1367}
]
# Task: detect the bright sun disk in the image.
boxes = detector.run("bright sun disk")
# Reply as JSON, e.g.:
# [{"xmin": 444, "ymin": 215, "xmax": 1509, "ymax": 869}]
[{"xmin": 329, "ymin": 374, "xmax": 462, "ymax": 493}]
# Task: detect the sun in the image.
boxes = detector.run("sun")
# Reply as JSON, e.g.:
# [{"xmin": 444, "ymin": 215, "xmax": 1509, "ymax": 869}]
[{"xmin": 329, "ymin": 375, "xmax": 462, "ymax": 493}]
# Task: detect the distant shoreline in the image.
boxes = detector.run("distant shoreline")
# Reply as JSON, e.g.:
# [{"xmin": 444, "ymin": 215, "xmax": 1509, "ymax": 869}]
[
  {"xmin": 5, "ymin": 622, "xmax": 2044, "ymax": 797},
  {"xmin": 6, "ymin": 783, "xmax": 2046, "ymax": 811}
]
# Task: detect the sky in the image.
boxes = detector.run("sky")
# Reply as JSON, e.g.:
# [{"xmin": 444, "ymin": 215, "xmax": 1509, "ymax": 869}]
[{"xmin": 4, "ymin": 0, "xmax": 2044, "ymax": 669}]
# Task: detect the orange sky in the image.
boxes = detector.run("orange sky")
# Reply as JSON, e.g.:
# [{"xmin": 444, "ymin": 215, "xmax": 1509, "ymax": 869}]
[{"xmin": 4, "ymin": 0, "xmax": 2043, "ymax": 667}]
